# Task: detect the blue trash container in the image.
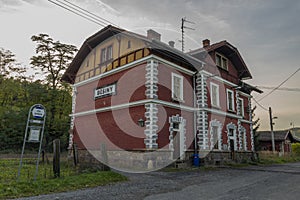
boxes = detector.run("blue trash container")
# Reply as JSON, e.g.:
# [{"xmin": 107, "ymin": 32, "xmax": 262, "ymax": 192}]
[{"xmin": 193, "ymin": 153, "xmax": 200, "ymax": 167}]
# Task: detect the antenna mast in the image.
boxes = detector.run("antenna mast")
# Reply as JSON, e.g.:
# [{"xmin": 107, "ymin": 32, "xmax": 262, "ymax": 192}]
[{"xmin": 180, "ymin": 17, "xmax": 195, "ymax": 52}]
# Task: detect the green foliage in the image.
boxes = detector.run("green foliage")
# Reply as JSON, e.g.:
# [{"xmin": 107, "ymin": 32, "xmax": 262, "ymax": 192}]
[
  {"xmin": 292, "ymin": 143, "xmax": 300, "ymax": 155},
  {"xmin": 0, "ymin": 158, "xmax": 127, "ymax": 199},
  {"xmin": 252, "ymin": 105, "xmax": 261, "ymax": 151},
  {"xmin": 0, "ymin": 33, "xmax": 76, "ymax": 152}
]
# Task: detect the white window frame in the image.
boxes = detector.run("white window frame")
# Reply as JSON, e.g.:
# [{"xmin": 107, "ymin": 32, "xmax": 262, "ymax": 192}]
[
  {"xmin": 238, "ymin": 97, "xmax": 244, "ymax": 117},
  {"xmin": 210, "ymin": 82, "xmax": 220, "ymax": 108},
  {"xmin": 226, "ymin": 89, "xmax": 235, "ymax": 112},
  {"xmin": 171, "ymin": 73, "xmax": 184, "ymax": 102},
  {"xmin": 210, "ymin": 119, "xmax": 222, "ymax": 151},
  {"xmin": 215, "ymin": 53, "xmax": 228, "ymax": 70}
]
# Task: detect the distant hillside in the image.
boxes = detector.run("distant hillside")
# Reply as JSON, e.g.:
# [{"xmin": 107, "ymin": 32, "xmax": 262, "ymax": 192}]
[{"xmin": 290, "ymin": 128, "xmax": 300, "ymax": 139}]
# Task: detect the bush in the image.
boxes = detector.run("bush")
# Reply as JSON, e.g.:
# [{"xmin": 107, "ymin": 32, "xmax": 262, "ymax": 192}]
[{"xmin": 292, "ymin": 143, "xmax": 300, "ymax": 155}]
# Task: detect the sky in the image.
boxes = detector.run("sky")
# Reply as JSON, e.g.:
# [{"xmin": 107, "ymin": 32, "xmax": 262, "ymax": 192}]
[{"xmin": 0, "ymin": 0, "xmax": 299, "ymax": 131}]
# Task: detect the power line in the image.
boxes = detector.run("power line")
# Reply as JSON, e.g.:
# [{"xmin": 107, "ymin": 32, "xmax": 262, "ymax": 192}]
[
  {"xmin": 256, "ymin": 86, "xmax": 300, "ymax": 92},
  {"xmin": 258, "ymin": 67, "xmax": 300, "ymax": 102},
  {"xmin": 48, "ymin": 0, "xmax": 114, "ymax": 27},
  {"xmin": 62, "ymin": 0, "xmax": 118, "ymax": 27},
  {"xmin": 252, "ymin": 97, "xmax": 269, "ymax": 112}
]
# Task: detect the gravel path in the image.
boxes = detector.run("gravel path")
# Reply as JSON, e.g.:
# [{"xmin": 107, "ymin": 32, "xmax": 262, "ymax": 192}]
[{"xmin": 16, "ymin": 163, "xmax": 300, "ymax": 200}]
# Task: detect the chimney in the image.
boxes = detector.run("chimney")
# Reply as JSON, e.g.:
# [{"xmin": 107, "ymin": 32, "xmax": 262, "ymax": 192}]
[
  {"xmin": 147, "ymin": 29, "xmax": 161, "ymax": 41},
  {"xmin": 202, "ymin": 39, "xmax": 210, "ymax": 47},
  {"xmin": 168, "ymin": 41, "xmax": 175, "ymax": 48}
]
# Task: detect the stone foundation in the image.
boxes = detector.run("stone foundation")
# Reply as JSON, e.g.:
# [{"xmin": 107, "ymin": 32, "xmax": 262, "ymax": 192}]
[
  {"xmin": 72, "ymin": 148, "xmax": 257, "ymax": 170},
  {"xmin": 199, "ymin": 150, "xmax": 257, "ymax": 165}
]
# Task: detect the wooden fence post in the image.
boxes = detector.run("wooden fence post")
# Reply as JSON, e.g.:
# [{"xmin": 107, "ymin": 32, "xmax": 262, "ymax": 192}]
[{"xmin": 53, "ymin": 139, "xmax": 60, "ymax": 178}]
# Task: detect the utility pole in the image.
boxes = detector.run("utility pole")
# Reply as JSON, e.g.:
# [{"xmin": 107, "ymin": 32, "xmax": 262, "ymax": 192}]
[{"xmin": 269, "ymin": 107, "xmax": 275, "ymax": 153}]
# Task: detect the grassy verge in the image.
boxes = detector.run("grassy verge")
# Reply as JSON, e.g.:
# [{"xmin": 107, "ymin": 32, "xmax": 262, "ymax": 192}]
[
  {"xmin": 258, "ymin": 154, "xmax": 300, "ymax": 165},
  {"xmin": 0, "ymin": 158, "xmax": 127, "ymax": 199}
]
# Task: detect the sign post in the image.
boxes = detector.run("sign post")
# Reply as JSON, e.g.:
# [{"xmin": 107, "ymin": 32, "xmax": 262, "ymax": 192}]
[{"xmin": 17, "ymin": 104, "xmax": 46, "ymax": 181}]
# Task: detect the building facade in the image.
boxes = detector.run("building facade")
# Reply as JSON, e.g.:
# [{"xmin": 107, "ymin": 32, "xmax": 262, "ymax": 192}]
[{"xmin": 62, "ymin": 25, "xmax": 262, "ymax": 169}]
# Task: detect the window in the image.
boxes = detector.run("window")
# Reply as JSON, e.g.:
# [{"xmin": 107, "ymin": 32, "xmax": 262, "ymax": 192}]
[
  {"xmin": 238, "ymin": 98, "xmax": 244, "ymax": 117},
  {"xmin": 107, "ymin": 45, "xmax": 113, "ymax": 60},
  {"xmin": 127, "ymin": 40, "xmax": 131, "ymax": 49},
  {"xmin": 100, "ymin": 45, "xmax": 113, "ymax": 64},
  {"xmin": 212, "ymin": 126, "xmax": 219, "ymax": 150},
  {"xmin": 227, "ymin": 89, "xmax": 235, "ymax": 111},
  {"xmin": 173, "ymin": 122, "xmax": 180, "ymax": 130},
  {"xmin": 100, "ymin": 48, "xmax": 106, "ymax": 63},
  {"xmin": 228, "ymin": 128, "xmax": 234, "ymax": 137},
  {"xmin": 215, "ymin": 53, "xmax": 228, "ymax": 70},
  {"xmin": 172, "ymin": 73, "xmax": 183, "ymax": 101},
  {"xmin": 210, "ymin": 83, "xmax": 220, "ymax": 107}
]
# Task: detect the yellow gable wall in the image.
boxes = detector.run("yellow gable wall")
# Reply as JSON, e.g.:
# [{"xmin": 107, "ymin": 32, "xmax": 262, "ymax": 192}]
[{"xmin": 75, "ymin": 34, "xmax": 147, "ymax": 83}]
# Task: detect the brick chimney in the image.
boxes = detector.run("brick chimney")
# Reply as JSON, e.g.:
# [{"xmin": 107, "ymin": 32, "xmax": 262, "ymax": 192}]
[
  {"xmin": 202, "ymin": 39, "xmax": 210, "ymax": 47},
  {"xmin": 168, "ymin": 41, "xmax": 175, "ymax": 47},
  {"xmin": 147, "ymin": 29, "xmax": 161, "ymax": 41}
]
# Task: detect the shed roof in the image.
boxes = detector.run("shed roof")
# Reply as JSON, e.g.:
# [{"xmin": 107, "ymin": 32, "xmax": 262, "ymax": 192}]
[{"xmin": 257, "ymin": 130, "xmax": 300, "ymax": 142}]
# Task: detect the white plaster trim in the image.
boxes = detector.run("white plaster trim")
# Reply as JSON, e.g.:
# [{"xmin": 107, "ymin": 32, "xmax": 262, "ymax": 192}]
[
  {"xmin": 171, "ymin": 72, "xmax": 184, "ymax": 101},
  {"xmin": 209, "ymin": 119, "xmax": 223, "ymax": 150},
  {"xmin": 144, "ymin": 103, "xmax": 158, "ymax": 149},
  {"xmin": 70, "ymin": 99, "xmax": 247, "ymax": 121},
  {"xmin": 152, "ymin": 55, "xmax": 196, "ymax": 75},
  {"xmin": 169, "ymin": 115, "xmax": 187, "ymax": 160},
  {"xmin": 239, "ymin": 126, "xmax": 247, "ymax": 151},
  {"xmin": 227, "ymin": 88, "xmax": 235, "ymax": 112},
  {"xmin": 226, "ymin": 122, "xmax": 237, "ymax": 151},
  {"xmin": 210, "ymin": 82, "xmax": 220, "ymax": 107}
]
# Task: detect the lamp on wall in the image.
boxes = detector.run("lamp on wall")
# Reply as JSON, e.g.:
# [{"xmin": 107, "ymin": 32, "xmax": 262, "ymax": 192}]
[{"xmin": 137, "ymin": 118, "xmax": 145, "ymax": 127}]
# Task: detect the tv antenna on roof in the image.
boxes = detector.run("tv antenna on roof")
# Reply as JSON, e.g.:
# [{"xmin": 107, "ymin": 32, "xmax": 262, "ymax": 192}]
[{"xmin": 180, "ymin": 17, "xmax": 195, "ymax": 52}]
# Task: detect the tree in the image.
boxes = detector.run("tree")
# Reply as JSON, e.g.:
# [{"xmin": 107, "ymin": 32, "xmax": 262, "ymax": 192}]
[
  {"xmin": 0, "ymin": 48, "xmax": 16, "ymax": 78},
  {"xmin": 252, "ymin": 105, "xmax": 261, "ymax": 151},
  {"xmin": 0, "ymin": 48, "xmax": 26, "ymax": 80},
  {"xmin": 30, "ymin": 34, "xmax": 77, "ymax": 142}
]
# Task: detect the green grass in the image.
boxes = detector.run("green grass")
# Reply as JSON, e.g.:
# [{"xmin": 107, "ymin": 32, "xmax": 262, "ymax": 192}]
[
  {"xmin": 258, "ymin": 154, "xmax": 300, "ymax": 165},
  {"xmin": 0, "ymin": 158, "xmax": 127, "ymax": 199}
]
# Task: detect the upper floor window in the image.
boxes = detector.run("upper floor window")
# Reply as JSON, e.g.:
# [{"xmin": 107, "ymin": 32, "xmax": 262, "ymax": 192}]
[
  {"xmin": 127, "ymin": 40, "xmax": 131, "ymax": 49},
  {"xmin": 210, "ymin": 83, "xmax": 220, "ymax": 107},
  {"xmin": 238, "ymin": 97, "xmax": 244, "ymax": 117},
  {"xmin": 227, "ymin": 89, "xmax": 235, "ymax": 111},
  {"xmin": 216, "ymin": 53, "xmax": 228, "ymax": 70},
  {"xmin": 172, "ymin": 73, "xmax": 183, "ymax": 101},
  {"xmin": 100, "ymin": 45, "xmax": 113, "ymax": 64}
]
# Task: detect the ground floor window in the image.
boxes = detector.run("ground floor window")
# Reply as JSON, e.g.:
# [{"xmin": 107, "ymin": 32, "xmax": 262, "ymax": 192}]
[{"xmin": 209, "ymin": 119, "xmax": 222, "ymax": 150}]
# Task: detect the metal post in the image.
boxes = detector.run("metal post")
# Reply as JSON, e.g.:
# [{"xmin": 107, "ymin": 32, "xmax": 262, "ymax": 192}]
[
  {"xmin": 34, "ymin": 105, "xmax": 46, "ymax": 181},
  {"xmin": 269, "ymin": 107, "xmax": 275, "ymax": 153},
  {"xmin": 17, "ymin": 105, "xmax": 34, "ymax": 181}
]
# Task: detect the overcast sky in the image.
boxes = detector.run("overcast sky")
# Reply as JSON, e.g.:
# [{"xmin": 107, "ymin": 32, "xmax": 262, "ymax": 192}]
[{"xmin": 0, "ymin": 0, "xmax": 299, "ymax": 130}]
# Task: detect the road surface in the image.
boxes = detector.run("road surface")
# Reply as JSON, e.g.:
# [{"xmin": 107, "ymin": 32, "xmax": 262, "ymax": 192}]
[{"xmin": 17, "ymin": 162, "xmax": 300, "ymax": 200}]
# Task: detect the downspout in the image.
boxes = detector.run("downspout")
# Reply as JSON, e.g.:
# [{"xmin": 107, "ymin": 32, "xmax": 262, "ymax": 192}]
[{"xmin": 193, "ymin": 72, "xmax": 198, "ymax": 154}]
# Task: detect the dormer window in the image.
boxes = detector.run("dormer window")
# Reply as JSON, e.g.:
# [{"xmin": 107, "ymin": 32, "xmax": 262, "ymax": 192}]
[{"xmin": 215, "ymin": 53, "xmax": 228, "ymax": 70}]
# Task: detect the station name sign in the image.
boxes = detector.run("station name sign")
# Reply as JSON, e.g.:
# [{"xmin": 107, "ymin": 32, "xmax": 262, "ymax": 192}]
[{"xmin": 94, "ymin": 83, "xmax": 117, "ymax": 99}]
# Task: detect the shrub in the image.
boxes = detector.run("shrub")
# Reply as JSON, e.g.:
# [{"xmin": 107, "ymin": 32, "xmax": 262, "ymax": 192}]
[{"xmin": 292, "ymin": 143, "xmax": 300, "ymax": 155}]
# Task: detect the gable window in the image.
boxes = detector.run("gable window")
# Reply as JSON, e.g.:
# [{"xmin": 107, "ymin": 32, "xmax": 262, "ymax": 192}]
[
  {"xmin": 227, "ymin": 89, "xmax": 235, "ymax": 111},
  {"xmin": 215, "ymin": 53, "xmax": 228, "ymax": 70},
  {"xmin": 127, "ymin": 40, "xmax": 131, "ymax": 49},
  {"xmin": 100, "ymin": 45, "xmax": 113, "ymax": 64},
  {"xmin": 238, "ymin": 98, "xmax": 244, "ymax": 117},
  {"xmin": 172, "ymin": 73, "xmax": 183, "ymax": 101},
  {"xmin": 210, "ymin": 83, "xmax": 220, "ymax": 107}
]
